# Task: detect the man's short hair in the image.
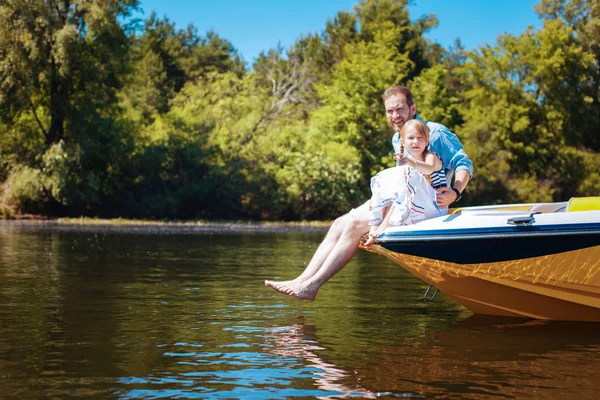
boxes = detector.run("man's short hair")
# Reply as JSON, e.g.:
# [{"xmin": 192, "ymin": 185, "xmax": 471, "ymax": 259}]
[{"xmin": 382, "ymin": 85, "xmax": 414, "ymax": 106}]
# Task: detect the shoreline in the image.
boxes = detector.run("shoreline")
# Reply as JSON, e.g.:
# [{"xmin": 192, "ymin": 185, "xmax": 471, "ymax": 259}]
[{"xmin": 0, "ymin": 216, "xmax": 332, "ymax": 234}]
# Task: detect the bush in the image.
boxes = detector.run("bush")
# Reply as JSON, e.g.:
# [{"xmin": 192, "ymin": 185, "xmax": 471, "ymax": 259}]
[{"xmin": 2, "ymin": 167, "xmax": 45, "ymax": 212}]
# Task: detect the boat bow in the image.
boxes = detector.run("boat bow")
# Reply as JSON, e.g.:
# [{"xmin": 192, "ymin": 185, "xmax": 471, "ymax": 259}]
[{"xmin": 365, "ymin": 200, "xmax": 600, "ymax": 322}]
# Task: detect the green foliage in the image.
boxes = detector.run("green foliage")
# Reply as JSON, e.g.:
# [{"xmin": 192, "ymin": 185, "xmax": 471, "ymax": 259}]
[
  {"xmin": 324, "ymin": 10, "xmax": 359, "ymax": 65},
  {"xmin": 3, "ymin": 140, "xmax": 92, "ymax": 213},
  {"xmin": 3, "ymin": 167, "xmax": 45, "ymax": 210},
  {"xmin": 535, "ymin": 0, "xmax": 600, "ymax": 152},
  {"xmin": 40, "ymin": 140, "xmax": 80, "ymax": 206},
  {"xmin": 124, "ymin": 126, "xmax": 216, "ymax": 219},
  {"xmin": 455, "ymin": 6, "xmax": 598, "ymax": 204},
  {"xmin": 0, "ymin": 0, "xmax": 598, "ymax": 219},
  {"xmin": 410, "ymin": 64, "xmax": 462, "ymax": 129},
  {"xmin": 1, "ymin": 206, "xmax": 11, "ymax": 219},
  {"xmin": 577, "ymin": 150, "xmax": 600, "ymax": 195},
  {"xmin": 120, "ymin": 13, "xmax": 244, "ymax": 121},
  {"xmin": 0, "ymin": 0, "xmax": 137, "ymax": 144},
  {"xmin": 274, "ymin": 149, "xmax": 362, "ymax": 220},
  {"xmin": 356, "ymin": 0, "xmax": 439, "ymax": 77},
  {"xmin": 312, "ymin": 21, "xmax": 413, "ymax": 184}
]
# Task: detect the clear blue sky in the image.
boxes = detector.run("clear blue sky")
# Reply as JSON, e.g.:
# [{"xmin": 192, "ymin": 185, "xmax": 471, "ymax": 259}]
[{"xmin": 135, "ymin": 0, "xmax": 543, "ymax": 64}]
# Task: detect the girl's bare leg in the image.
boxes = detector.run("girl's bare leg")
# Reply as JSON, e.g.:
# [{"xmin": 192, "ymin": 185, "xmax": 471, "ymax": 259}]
[
  {"xmin": 375, "ymin": 205, "xmax": 394, "ymax": 235},
  {"xmin": 363, "ymin": 225, "xmax": 380, "ymax": 247},
  {"xmin": 364, "ymin": 204, "xmax": 392, "ymax": 247}
]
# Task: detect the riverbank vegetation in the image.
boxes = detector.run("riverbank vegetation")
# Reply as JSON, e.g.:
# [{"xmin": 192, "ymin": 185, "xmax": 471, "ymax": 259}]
[{"xmin": 1, "ymin": 0, "xmax": 598, "ymax": 220}]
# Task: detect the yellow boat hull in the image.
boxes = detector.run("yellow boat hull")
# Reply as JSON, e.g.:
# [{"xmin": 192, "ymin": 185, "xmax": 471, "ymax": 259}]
[{"xmin": 366, "ymin": 244, "xmax": 600, "ymax": 321}]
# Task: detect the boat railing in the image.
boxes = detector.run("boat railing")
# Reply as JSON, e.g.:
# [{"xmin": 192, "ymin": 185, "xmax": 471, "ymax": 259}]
[
  {"xmin": 453, "ymin": 201, "xmax": 569, "ymax": 216},
  {"xmin": 456, "ymin": 209, "xmax": 538, "ymax": 217}
]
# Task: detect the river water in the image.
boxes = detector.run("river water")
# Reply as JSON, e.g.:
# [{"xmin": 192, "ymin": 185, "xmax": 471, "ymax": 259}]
[{"xmin": 1, "ymin": 220, "xmax": 599, "ymax": 399}]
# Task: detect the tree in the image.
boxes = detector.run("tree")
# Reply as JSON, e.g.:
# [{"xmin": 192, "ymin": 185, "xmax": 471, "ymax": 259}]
[
  {"xmin": 0, "ymin": 0, "xmax": 137, "ymax": 146},
  {"xmin": 356, "ymin": 0, "xmax": 439, "ymax": 79},
  {"xmin": 324, "ymin": 10, "xmax": 359, "ymax": 66},
  {"xmin": 120, "ymin": 13, "xmax": 244, "ymax": 121},
  {"xmin": 410, "ymin": 64, "xmax": 462, "ymax": 130},
  {"xmin": 182, "ymin": 30, "xmax": 244, "ymax": 79},
  {"xmin": 0, "ymin": 0, "xmax": 139, "ymax": 213},
  {"xmin": 310, "ymin": 21, "xmax": 413, "ymax": 189},
  {"xmin": 535, "ymin": 0, "xmax": 600, "ymax": 151},
  {"xmin": 456, "ymin": 18, "xmax": 596, "ymax": 203}
]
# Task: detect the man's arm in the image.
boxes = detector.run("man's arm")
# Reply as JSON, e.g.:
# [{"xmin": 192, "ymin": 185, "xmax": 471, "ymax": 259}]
[
  {"xmin": 426, "ymin": 123, "xmax": 473, "ymax": 208},
  {"xmin": 436, "ymin": 169, "xmax": 470, "ymax": 208},
  {"xmin": 426, "ymin": 122, "xmax": 473, "ymax": 176},
  {"xmin": 452, "ymin": 169, "xmax": 470, "ymax": 194}
]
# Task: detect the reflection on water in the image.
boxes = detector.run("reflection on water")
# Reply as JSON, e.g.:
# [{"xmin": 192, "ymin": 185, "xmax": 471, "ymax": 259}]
[{"xmin": 1, "ymin": 220, "xmax": 599, "ymax": 399}]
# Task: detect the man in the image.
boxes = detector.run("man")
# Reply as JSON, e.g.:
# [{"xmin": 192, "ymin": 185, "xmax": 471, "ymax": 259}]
[{"xmin": 265, "ymin": 85, "xmax": 473, "ymax": 300}]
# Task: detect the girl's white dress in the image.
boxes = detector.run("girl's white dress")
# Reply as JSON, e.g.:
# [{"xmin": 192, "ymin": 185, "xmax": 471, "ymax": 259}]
[{"xmin": 369, "ymin": 165, "xmax": 445, "ymax": 226}]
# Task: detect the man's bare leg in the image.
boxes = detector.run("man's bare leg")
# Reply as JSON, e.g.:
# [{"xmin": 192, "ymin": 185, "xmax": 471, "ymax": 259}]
[
  {"xmin": 266, "ymin": 201, "xmax": 368, "ymax": 287},
  {"xmin": 265, "ymin": 207, "xmax": 370, "ymax": 300},
  {"xmin": 264, "ymin": 214, "xmax": 350, "ymax": 292},
  {"xmin": 294, "ymin": 213, "xmax": 352, "ymax": 281}
]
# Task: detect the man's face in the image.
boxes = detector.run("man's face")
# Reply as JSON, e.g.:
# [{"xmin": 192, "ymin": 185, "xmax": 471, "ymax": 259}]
[{"xmin": 384, "ymin": 94, "xmax": 416, "ymax": 132}]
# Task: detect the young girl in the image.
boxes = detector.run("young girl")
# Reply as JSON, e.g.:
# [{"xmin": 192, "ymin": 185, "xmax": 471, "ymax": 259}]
[{"xmin": 364, "ymin": 119, "xmax": 446, "ymax": 246}]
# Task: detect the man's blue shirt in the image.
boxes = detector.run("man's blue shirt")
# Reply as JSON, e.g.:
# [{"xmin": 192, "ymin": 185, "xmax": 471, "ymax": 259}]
[{"xmin": 391, "ymin": 118, "xmax": 474, "ymax": 186}]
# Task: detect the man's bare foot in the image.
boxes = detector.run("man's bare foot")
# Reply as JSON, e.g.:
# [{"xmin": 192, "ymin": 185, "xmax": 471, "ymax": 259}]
[
  {"xmin": 264, "ymin": 279, "xmax": 318, "ymax": 301},
  {"xmin": 265, "ymin": 278, "xmax": 299, "ymax": 292}
]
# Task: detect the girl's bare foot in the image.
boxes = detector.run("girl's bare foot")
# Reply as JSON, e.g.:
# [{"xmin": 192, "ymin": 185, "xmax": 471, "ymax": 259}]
[
  {"xmin": 364, "ymin": 225, "xmax": 380, "ymax": 247},
  {"xmin": 264, "ymin": 279, "xmax": 318, "ymax": 301},
  {"xmin": 364, "ymin": 234, "xmax": 377, "ymax": 247}
]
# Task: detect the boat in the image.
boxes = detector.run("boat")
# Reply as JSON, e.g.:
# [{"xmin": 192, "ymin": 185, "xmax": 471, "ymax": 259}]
[{"xmin": 363, "ymin": 197, "xmax": 600, "ymax": 322}]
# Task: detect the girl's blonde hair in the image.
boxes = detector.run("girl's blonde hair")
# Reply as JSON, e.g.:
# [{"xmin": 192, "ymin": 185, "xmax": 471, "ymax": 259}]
[{"xmin": 399, "ymin": 119, "xmax": 430, "ymax": 155}]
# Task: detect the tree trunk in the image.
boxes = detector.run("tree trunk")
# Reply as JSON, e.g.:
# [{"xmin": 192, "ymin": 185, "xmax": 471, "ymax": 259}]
[{"xmin": 46, "ymin": 63, "xmax": 65, "ymax": 147}]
